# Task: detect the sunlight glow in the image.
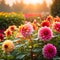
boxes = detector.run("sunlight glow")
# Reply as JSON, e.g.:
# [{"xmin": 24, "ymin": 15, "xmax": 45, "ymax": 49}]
[
  {"xmin": 5, "ymin": 0, "xmax": 20, "ymax": 6},
  {"xmin": 5, "ymin": 0, "xmax": 16, "ymax": 6},
  {"xmin": 5, "ymin": 0, "xmax": 53, "ymax": 6},
  {"xmin": 46, "ymin": 0, "xmax": 53, "ymax": 6},
  {"xmin": 24, "ymin": 0, "xmax": 43, "ymax": 4}
]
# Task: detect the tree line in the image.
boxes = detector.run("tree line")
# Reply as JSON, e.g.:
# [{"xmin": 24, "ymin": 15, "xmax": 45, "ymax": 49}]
[{"xmin": 0, "ymin": 0, "xmax": 50, "ymax": 13}]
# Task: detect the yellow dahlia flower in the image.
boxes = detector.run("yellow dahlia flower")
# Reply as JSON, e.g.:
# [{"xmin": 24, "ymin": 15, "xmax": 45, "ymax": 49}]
[{"xmin": 2, "ymin": 40, "xmax": 14, "ymax": 53}]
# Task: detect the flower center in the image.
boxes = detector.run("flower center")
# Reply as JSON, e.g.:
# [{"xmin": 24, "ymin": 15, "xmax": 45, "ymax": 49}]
[
  {"xmin": 44, "ymin": 31, "xmax": 48, "ymax": 35},
  {"xmin": 4, "ymin": 44, "xmax": 8, "ymax": 49},
  {"xmin": 48, "ymin": 48, "xmax": 53, "ymax": 53},
  {"xmin": 7, "ymin": 31, "xmax": 10, "ymax": 34},
  {"xmin": 23, "ymin": 26, "xmax": 28, "ymax": 32},
  {"xmin": 11, "ymin": 27, "xmax": 14, "ymax": 31}
]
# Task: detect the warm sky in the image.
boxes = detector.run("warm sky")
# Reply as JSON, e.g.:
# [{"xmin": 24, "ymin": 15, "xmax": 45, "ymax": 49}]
[{"xmin": 5, "ymin": 0, "xmax": 53, "ymax": 6}]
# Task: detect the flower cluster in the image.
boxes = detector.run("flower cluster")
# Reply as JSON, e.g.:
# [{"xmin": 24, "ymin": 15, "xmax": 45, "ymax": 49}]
[{"xmin": 1, "ymin": 15, "xmax": 60, "ymax": 60}]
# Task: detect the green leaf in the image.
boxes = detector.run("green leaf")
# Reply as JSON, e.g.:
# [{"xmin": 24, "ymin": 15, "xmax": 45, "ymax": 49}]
[
  {"xmin": 16, "ymin": 54, "xmax": 26, "ymax": 59},
  {"xmin": 53, "ymin": 58, "xmax": 60, "ymax": 60},
  {"xmin": 32, "ymin": 48, "xmax": 41, "ymax": 53}
]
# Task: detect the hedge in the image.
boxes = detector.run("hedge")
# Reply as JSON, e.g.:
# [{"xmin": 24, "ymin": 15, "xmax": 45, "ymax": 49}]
[{"xmin": 0, "ymin": 12, "xmax": 25, "ymax": 30}]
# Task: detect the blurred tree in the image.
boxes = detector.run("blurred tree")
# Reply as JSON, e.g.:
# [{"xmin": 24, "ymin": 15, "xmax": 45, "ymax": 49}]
[
  {"xmin": 42, "ymin": 0, "xmax": 49, "ymax": 12},
  {"xmin": 51, "ymin": 0, "xmax": 60, "ymax": 17},
  {"xmin": 36, "ymin": 3, "xmax": 42, "ymax": 13},
  {"xmin": 0, "ymin": 0, "xmax": 50, "ymax": 13},
  {"xmin": 12, "ymin": 0, "xmax": 25, "ymax": 12},
  {"xmin": 0, "ymin": 0, "xmax": 11, "ymax": 12},
  {"xmin": 25, "ymin": 4, "xmax": 35, "ymax": 13}
]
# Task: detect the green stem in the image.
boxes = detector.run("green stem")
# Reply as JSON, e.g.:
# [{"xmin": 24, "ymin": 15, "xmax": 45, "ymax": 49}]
[
  {"xmin": 30, "ymin": 48, "xmax": 33, "ymax": 60},
  {"xmin": 30, "ymin": 38, "xmax": 33, "ymax": 60},
  {"xmin": 5, "ymin": 53, "xmax": 8, "ymax": 60}
]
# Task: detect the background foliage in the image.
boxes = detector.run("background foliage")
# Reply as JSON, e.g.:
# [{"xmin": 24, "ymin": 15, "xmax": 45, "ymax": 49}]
[
  {"xmin": 0, "ymin": 12, "xmax": 25, "ymax": 30},
  {"xmin": 51, "ymin": 0, "xmax": 60, "ymax": 17}
]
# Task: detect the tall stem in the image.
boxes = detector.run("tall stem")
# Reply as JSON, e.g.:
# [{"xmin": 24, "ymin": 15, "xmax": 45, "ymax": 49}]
[
  {"xmin": 30, "ymin": 47, "xmax": 33, "ymax": 60},
  {"xmin": 29, "ymin": 37, "xmax": 33, "ymax": 60}
]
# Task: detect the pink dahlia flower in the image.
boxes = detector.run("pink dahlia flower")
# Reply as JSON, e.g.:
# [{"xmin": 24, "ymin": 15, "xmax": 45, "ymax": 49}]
[
  {"xmin": 53, "ymin": 22, "xmax": 60, "ymax": 33},
  {"xmin": 38, "ymin": 27, "xmax": 53, "ymax": 41},
  {"xmin": 20, "ymin": 23, "xmax": 33, "ymax": 37},
  {"xmin": 42, "ymin": 43, "xmax": 57, "ymax": 59}
]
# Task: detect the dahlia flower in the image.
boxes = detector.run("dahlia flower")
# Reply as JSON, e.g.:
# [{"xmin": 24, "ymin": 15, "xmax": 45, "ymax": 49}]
[
  {"xmin": 42, "ymin": 43, "xmax": 57, "ymax": 59},
  {"xmin": 38, "ymin": 27, "xmax": 53, "ymax": 41},
  {"xmin": 20, "ymin": 23, "xmax": 33, "ymax": 37},
  {"xmin": 41, "ymin": 20, "xmax": 50, "ymax": 27},
  {"xmin": 8, "ymin": 25, "xmax": 17, "ymax": 31},
  {"xmin": 53, "ymin": 22, "xmax": 60, "ymax": 33},
  {"xmin": 54, "ymin": 16, "xmax": 60, "ymax": 22},
  {"xmin": 32, "ymin": 23, "xmax": 38, "ymax": 30},
  {"xmin": 4, "ymin": 29, "xmax": 12, "ymax": 37},
  {"xmin": 2, "ymin": 40, "xmax": 14, "ymax": 53},
  {"xmin": 46, "ymin": 15, "xmax": 53, "ymax": 22}
]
